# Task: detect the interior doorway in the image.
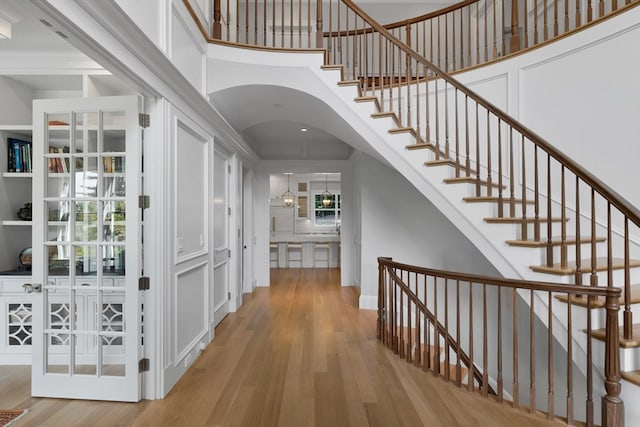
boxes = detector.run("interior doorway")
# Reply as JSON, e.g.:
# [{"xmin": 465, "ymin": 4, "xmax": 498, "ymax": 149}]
[{"xmin": 268, "ymin": 173, "xmax": 341, "ymax": 271}]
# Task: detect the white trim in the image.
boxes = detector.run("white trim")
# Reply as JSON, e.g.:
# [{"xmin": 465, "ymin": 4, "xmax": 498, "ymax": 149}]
[
  {"xmin": 173, "ymin": 260, "xmax": 209, "ymax": 364},
  {"xmin": 359, "ymin": 295, "xmax": 378, "ymax": 311}
]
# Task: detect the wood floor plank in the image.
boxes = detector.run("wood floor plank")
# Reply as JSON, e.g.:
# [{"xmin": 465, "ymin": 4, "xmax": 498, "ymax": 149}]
[{"xmin": 2, "ymin": 268, "xmax": 561, "ymax": 426}]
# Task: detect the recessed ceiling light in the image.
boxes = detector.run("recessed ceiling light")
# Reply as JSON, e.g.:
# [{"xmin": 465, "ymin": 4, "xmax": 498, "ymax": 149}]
[
  {"xmin": 0, "ymin": 16, "xmax": 12, "ymax": 39},
  {"xmin": 300, "ymin": 128, "xmax": 308, "ymax": 132}
]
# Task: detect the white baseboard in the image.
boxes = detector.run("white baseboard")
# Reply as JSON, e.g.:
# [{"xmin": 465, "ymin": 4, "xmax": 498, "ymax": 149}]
[{"xmin": 359, "ymin": 294, "xmax": 378, "ymax": 310}]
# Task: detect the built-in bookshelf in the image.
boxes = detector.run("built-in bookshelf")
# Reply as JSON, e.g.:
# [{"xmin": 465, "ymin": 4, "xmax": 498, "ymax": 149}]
[
  {"xmin": 0, "ymin": 125, "xmax": 33, "ymax": 271},
  {"xmin": 0, "ymin": 73, "xmax": 134, "ymax": 272}
]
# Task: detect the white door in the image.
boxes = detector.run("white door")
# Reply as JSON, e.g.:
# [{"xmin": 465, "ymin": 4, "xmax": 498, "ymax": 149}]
[
  {"xmin": 212, "ymin": 149, "xmax": 230, "ymax": 326},
  {"xmin": 30, "ymin": 95, "xmax": 143, "ymax": 401}
]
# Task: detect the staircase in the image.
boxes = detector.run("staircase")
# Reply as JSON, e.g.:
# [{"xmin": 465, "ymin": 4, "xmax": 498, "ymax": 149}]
[
  {"xmin": 203, "ymin": 0, "xmax": 640, "ymax": 424},
  {"xmin": 310, "ymin": 2, "xmax": 640, "ymax": 425}
]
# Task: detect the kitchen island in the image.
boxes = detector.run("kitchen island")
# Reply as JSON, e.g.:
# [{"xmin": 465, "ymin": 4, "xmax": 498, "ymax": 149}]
[{"xmin": 270, "ymin": 233, "xmax": 340, "ymax": 268}]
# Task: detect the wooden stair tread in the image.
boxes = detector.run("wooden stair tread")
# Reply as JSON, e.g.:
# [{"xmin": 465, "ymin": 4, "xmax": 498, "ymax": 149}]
[
  {"xmin": 463, "ymin": 196, "xmax": 535, "ymax": 204},
  {"xmin": 338, "ymin": 80, "xmax": 360, "ymax": 86},
  {"xmin": 321, "ymin": 64, "xmax": 343, "ymax": 70},
  {"xmin": 443, "ymin": 176, "xmax": 506, "ymax": 189},
  {"xmin": 592, "ymin": 323, "xmax": 640, "ymax": 348},
  {"xmin": 555, "ymin": 284, "xmax": 640, "ymax": 308},
  {"xmin": 506, "ymin": 236, "xmax": 607, "ymax": 247},
  {"xmin": 621, "ymin": 370, "xmax": 640, "ymax": 386},
  {"xmin": 354, "ymin": 96, "xmax": 377, "ymax": 102},
  {"xmin": 388, "ymin": 127, "xmax": 414, "ymax": 134},
  {"xmin": 485, "ymin": 217, "xmax": 566, "ymax": 224},
  {"xmin": 404, "ymin": 143, "xmax": 449, "ymax": 159},
  {"xmin": 371, "ymin": 111, "xmax": 396, "ymax": 119},
  {"xmin": 406, "ymin": 142, "xmax": 437, "ymax": 151},
  {"xmin": 530, "ymin": 257, "xmax": 640, "ymax": 275},
  {"xmin": 425, "ymin": 159, "xmax": 457, "ymax": 167}
]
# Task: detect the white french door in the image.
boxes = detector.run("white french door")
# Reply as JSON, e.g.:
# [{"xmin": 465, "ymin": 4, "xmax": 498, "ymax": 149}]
[{"xmin": 30, "ymin": 95, "xmax": 143, "ymax": 401}]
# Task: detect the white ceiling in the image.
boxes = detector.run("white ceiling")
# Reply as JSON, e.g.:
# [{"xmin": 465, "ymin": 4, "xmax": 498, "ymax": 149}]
[
  {"xmin": 210, "ymin": 85, "xmax": 371, "ymax": 161},
  {"xmin": 0, "ymin": 1, "xmax": 80, "ymax": 55}
]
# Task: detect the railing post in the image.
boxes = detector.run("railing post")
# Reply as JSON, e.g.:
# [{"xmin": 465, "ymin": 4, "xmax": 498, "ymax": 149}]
[
  {"xmin": 378, "ymin": 257, "xmax": 392, "ymax": 342},
  {"xmin": 602, "ymin": 293, "xmax": 624, "ymax": 427},
  {"xmin": 213, "ymin": 0, "xmax": 222, "ymax": 39},
  {"xmin": 316, "ymin": 0, "xmax": 324, "ymax": 49},
  {"xmin": 509, "ymin": 0, "xmax": 520, "ymax": 53}
]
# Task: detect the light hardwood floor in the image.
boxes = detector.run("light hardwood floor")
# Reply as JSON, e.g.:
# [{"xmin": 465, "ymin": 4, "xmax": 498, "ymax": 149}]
[{"xmin": 1, "ymin": 268, "xmax": 562, "ymax": 426}]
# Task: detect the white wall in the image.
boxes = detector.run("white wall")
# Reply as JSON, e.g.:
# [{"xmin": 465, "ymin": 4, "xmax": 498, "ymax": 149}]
[
  {"xmin": 452, "ymin": 7, "xmax": 640, "ymax": 207},
  {"xmin": 355, "ymin": 151, "xmax": 501, "ymax": 309},
  {"xmin": 163, "ymin": 104, "xmax": 213, "ymax": 394},
  {"xmin": 0, "ymin": 76, "xmax": 33, "ymax": 125},
  {"xmin": 114, "ymin": 0, "xmax": 166, "ymax": 49},
  {"xmin": 170, "ymin": 2, "xmax": 207, "ymax": 95}
]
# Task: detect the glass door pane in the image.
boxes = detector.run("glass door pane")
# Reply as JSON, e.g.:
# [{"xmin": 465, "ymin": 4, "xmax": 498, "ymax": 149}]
[{"xmin": 32, "ymin": 95, "xmax": 141, "ymax": 401}]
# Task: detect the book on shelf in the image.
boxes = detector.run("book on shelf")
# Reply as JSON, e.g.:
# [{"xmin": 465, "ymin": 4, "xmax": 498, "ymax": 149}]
[
  {"xmin": 6, "ymin": 137, "xmax": 33, "ymax": 173},
  {"xmin": 103, "ymin": 156, "xmax": 125, "ymax": 173},
  {"xmin": 48, "ymin": 146, "xmax": 70, "ymax": 173}
]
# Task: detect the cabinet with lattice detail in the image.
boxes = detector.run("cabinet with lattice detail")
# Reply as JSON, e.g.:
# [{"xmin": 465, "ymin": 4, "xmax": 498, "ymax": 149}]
[
  {"xmin": 0, "ymin": 277, "xmax": 125, "ymax": 364},
  {"xmin": 0, "ymin": 279, "xmax": 33, "ymax": 363}
]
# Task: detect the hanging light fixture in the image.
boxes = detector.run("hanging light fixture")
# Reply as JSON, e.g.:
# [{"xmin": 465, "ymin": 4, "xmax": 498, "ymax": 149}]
[
  {"xmin": 321, "ymin": 174, "xmax": 333, "ymax": 208},
  {"xmin": 282, "ymin": 174, "xmax": 295, "ymax": 207}
]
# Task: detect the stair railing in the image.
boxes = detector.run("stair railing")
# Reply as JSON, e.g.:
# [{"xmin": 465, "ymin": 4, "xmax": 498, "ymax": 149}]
[
  {"xmin": 379, "ymin": 257, "xmax": 623, "ymax": 426},
  {"xmin": 203, "ymin": 0, "xmax": 639, "ymax": 72},
  {"xmin": 345, "ymin": 0, "xmax": 640, "ymax": 74},
  {"xmin": 378, "ymin": 257, "xmax": 496, "ymax": 395},
  {"xmin": 329, "ymin": 0, "xmax": 640, "ymax": 342}
]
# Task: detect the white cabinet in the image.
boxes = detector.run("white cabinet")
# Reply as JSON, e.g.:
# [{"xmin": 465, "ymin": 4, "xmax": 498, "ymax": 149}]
[{"xmin": 0, "ymin": 276, "xmax": 125, "ymax": 364}]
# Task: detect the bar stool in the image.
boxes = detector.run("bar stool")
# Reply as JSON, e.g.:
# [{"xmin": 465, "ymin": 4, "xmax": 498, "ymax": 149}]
[
  {"xmin": 286, "ymin": 242, "xmax": 303, "ymax": 268},
  {"xmin": 269, "ymin": 243, "xmax": 279, "ymax": 268},
  {"xmin": 313, "ymin": 241, "xmax": 330, "ymax": 269}
]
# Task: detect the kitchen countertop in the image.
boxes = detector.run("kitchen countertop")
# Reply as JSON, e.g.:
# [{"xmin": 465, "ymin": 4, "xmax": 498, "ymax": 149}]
[{"xmin": 270, "ymin": 233, "xmax": 340, "ymax": 243}]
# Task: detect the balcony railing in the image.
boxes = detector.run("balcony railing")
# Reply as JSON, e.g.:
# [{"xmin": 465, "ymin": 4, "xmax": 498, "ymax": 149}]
[{"xmin": 202, "ymin": 0, "xmax": 640, "ymax": 73}]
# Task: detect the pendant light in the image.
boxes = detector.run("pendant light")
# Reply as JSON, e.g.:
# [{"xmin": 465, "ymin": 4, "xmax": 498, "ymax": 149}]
[
  {"xmin": 282, "ymin": 174, "xmax": 295, "ymax": 207},
  {"xmin": 321, "ymin": 174, "xmax": 333, "ymax": 208}
]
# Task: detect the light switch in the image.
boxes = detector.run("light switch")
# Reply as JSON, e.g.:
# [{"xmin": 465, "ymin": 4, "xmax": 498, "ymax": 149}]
[{"xmin": 177, "ymin": 237, "xmax": 184, "ymax": 253}]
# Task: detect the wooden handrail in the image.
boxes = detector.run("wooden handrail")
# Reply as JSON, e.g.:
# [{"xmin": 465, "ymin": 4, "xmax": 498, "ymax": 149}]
[
  {"xmin": 379, "ymin": 258, "xmax": 622, "ymax": 297},
  {"xmin": 379, "ymin": 257, "xmax": 623, "ymax": 425},
  {"xmin": 323, "ymin": 0, "xmax": 640, "ymax": 72},
  {"xmin": 381, "ymin": 0, "xmax": 479, "ymax": 30},
  {"xmin": 341, "ymin": 0, "xmax": 640, "ymax": 229}
]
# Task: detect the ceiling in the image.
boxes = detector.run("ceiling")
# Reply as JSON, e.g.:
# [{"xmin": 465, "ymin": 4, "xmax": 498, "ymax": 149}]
[
  {"xmin": 0, "ymin": 1, "xmax": 79, "ymax": 56},
  {"xmin": 210, "ymin": 85, "xmax": 362, "ymax": 161}
]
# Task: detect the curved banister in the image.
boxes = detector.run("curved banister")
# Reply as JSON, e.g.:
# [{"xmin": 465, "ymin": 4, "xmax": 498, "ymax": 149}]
[
  {"xmin": 378, "ymin": 257, "xmax": 623, "ymax": 425},
  {"xmin": 323, "ymin": 0, "xmax": 640, "ymax": 72},
  {"xmin": 341, "ymin": 0, "xmax": 640, "ymax": 229},
  {"xmin": 380, "ymin": 0, "xmax": 479, "ymax": 30}
]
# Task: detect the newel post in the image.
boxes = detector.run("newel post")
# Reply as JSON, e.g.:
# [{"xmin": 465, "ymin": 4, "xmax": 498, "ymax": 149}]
[
  {"xmin": 316, "ymin": 0, "xmax": 324, "ymax": 49},
  {"xmin": 213, "ymin": 0, "xmax": 222, "ymax": 39},
  {"xmin": 378, "ymin": 257, "xmax": 392, "ymax": 343},
  {"xmin": 602, "ymin": 293, "xmax": 624, "ymax": 427},
  {"xmin": 509, "ymin": 0, "xmax": 520, "ymax": 53}
]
